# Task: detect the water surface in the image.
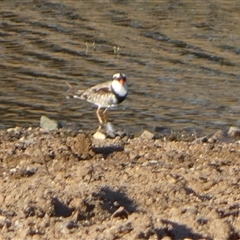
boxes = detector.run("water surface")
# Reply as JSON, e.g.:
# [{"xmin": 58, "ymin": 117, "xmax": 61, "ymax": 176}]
[{"xmin": 1, "ymin": 1, "xmax": 240, "ymax": 135}]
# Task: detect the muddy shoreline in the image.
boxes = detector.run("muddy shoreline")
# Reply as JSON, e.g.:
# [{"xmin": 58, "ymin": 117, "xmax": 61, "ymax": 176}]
[{"xmin": 1, "ymin": 125, "xmax": 240, "ymax": 239}]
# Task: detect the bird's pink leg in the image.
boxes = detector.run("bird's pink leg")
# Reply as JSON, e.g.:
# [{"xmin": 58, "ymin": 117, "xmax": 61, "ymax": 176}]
[
  {"xmin": 96, "ymin": 107, "xmax": 103, "ymax": 130},
  {"xmin": 96, "ymin": 107, "xmax": 103, "ymax": 124}
]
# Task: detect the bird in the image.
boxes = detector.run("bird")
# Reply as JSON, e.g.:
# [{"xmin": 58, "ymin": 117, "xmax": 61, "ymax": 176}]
[{"xmin": 67, "ymin": 73, "xmax": 128, "ymax": 130}]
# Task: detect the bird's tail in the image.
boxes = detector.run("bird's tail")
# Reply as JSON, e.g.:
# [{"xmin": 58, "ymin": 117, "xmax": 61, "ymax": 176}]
[
  {"xmin": 65, "ymin": 81, "xmax": 74, "ymax": 99},
  {"xmin": 65, "ymin": 81, "xmax": 84, "ymax": 99}
]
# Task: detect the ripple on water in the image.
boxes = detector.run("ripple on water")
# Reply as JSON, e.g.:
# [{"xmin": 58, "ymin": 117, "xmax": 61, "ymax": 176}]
[{"xmin": 0, "ymin": 1, "xmax": 240, "ymax": 134}]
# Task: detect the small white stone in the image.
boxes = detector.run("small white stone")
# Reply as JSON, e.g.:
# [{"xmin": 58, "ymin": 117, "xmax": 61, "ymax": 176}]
[
  {"xmin": 93, "ymin": 131, "xmax": 106, "ymax": 140},
  {"xmin": 6, "ymin": 128, "xmax": 15, "ymax": 133},
  {"xmin": 9, "ymin": 168, "xmax": 17, "ymax": 174},
  {"xmin": 19, "ymin": 136, "xmax": 25, "ymax": 142}
]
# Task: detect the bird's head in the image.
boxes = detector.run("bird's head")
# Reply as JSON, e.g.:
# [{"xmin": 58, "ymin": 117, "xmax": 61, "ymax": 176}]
[{"xmin": 112, "ymin": 73, "xmax": 126, "ymax": 85}]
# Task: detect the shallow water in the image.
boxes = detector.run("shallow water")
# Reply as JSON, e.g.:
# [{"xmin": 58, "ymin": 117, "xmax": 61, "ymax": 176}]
[{"xmin": 1, "ymin": 1, "xmax": 240, "ymax": 135}]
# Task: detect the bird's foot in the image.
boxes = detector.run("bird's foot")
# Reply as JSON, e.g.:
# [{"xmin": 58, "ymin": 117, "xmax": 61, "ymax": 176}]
[{"xmin": 95, "ymin": 122, "xmax": 116, "ymax": 139}]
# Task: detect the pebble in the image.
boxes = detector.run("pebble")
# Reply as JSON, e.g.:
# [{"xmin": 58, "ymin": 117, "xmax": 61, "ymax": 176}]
[
  {"xmin": 25, "ymin": 166, "xmax": 38, "ymax": 176},
  {"xmin": 197, "ymin": 216, "xmax": 208, "ymax": 225},
  {"xmin": 93, "ymin": 131, "xmax": 106, "ymax": 140},
  {"xmin": 6, "ymin": 128, "xmax": 14, "ymax": 133},
  {"xmin": 192, "ymin": 136, "xmax": 208, "ymax": 144},
  {"xmin": 6, "ymin": 126, "xmax": 22, "ymax": 135},
  {"xmin": 14, "ymin": 219, "xmax": 24, "ymax": 229},
  {"xmin": 140, "ymin": 130, "xmax": 155, "ymax": 140},
  {"xmin": 228, "ymin": 126, "xmax": 240, "ymax": 137},
  {"xmin": 185, "ymin": 206, "xmax": 197, "ymax": 215},
  {"xmin": 105, "ymin": 122, "xmax": 115, "ymax": 136},
  {"xmin": 208, "ymin": 130, "xmax": 226, "ymax": 142},
  {"xmin": 40, "ymin": 115, "xmax": 59, "ymax": 131},
  {"xmin": 0, "ymin": 216, "xmax": 6, "ymax": 228},
  {"xmin": 9, "ymin": 168, "xmax": 18, "ymax": 174},
  {"xmin": 161, "ymin": 237, "xmax": 172, "ymax": 240}
]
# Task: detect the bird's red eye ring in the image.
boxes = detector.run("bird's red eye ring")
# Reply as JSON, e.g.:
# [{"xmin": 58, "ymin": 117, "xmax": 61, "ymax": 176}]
[{"xmin": 119, "ymin": 78, "xmax": 126, "ymax": 84}]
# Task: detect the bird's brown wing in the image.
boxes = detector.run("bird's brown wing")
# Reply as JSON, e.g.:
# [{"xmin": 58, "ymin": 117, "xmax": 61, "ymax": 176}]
[{"xmin": 80, "ymin": 81, "xmax": 112, "ymax": 100}]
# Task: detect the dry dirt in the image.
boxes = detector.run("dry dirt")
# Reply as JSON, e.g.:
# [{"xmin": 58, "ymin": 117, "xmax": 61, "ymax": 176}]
[{"xmin": 1, "ymin": 126, "xmax": 240, "ymax": 240}]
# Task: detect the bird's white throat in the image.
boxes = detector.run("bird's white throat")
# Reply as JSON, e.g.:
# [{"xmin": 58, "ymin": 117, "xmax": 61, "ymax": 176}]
[{"xmin": 111, "ymin": 80, "xmax": 128, "ymax": 97}]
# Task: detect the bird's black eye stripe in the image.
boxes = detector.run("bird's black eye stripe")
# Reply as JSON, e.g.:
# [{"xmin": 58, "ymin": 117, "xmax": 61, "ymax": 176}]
[
  {"xmin": 120, "ymin": 73, "xmax": 126, "ymax": 78},
  {"xmin": 120, "ymin": 73, "xmax": 126, "ymax": 80},
  {"xmin": 113, "ymin": 73, "xmax": 126, "ymax": 80}
]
